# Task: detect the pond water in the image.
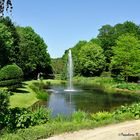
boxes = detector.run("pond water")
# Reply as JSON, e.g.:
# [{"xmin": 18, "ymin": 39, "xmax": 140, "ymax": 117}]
[{"xmin": 33, "ymin": 84, "xmax": 136, "ymax": 116}]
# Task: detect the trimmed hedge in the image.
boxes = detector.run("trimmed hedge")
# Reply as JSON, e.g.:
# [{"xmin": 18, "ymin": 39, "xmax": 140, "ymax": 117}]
[
  {"xmin": 0, "ymin": 64, "xmax": 23, "ymax": 91},
  {"xmin": 0, "ymin": 64, "xmax": 23, "ymax": 80},
  {"xmin": 0, "ymin": 79, "xmax": 22, "ymax": 87}
]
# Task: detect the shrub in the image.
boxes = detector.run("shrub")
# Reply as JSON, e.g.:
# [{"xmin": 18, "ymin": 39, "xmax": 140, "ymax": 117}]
[
  {"xmin": 91, "ymin": 111, "xmax": 113, "ymax": 122},
  {"xmin": 0, "ymin": 79, "xmax": 22, "ymax": 87},
  {"xmin": 113, "ymin": 103, "xmax": 140, "ymax": 119},
  {"xmin": 116, "ymin": 83, "xmax": 140, "ymax": 90},
  {"xmin": 29, "ymin": 82, "xmax": 49, "ymax": 100},
  {"xmin": 0, "ymin": 64, "xmax": 23, "ymax": 80},
  {"xmin": 0, "ymin": 90, "xmax": 10, "ymax": 129},
  {"xmin": 35, "ymin": 90, "xmax": 48, "ymax": 101},
  {"xmin": 4, "ymin": 107, "xmax": 51, "ymax": 131},
  {"xmin": 30, "ymin": 107, "xmax": 51, "ymax": 125},
  {"xmin": 0, "ymin": 64, "xmax": 23, "ymax": 91},
  {"xmin": 101, "ymin": 71, "xmax": 111, "ymax": 77},
  {"xmin": 71, "ymin": 111, "xmax": 88, "ymax": 123}
]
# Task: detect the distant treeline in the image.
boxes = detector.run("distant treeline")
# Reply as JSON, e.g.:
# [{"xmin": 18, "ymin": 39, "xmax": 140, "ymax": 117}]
[{"xmin": 52, "ymin": 21, "xmax": 140, "ymax": 82}]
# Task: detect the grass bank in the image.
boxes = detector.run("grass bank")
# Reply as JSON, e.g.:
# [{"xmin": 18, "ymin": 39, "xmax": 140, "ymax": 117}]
[
  {"xmin": 1, "ymin": 102, "xmax": 140, "ymax": 140},
  {"xmin": 73, "ymin": 76, "xmax": 140, "ymax": 96},
  {"xmin": 10, "ymin": 79, "xmax": 64, "ymax": 108},
  {"xmin": 10, "ymin": 81, "xmax": 38, "ymax": 108}
]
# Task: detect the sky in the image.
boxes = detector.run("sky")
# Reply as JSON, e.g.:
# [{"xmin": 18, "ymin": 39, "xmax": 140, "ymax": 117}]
[{"xmin": 5, "ymin": 0, "xmax": 140, "ymax": 58}]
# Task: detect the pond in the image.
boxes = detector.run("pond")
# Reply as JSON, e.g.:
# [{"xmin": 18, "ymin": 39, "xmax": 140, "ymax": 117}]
[{"xmin": 33, "ymin": 84, "xmax": 137, "ymax": 116}]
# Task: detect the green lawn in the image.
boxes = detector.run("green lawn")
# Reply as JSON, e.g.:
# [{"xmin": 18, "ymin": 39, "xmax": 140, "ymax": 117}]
[
  {"xmin": 10, "ymin": 79, "xmax": 64, "ymax": 108},
  {"xmin": 10, "ymin": 80, "xmax": 38, "ymax": 108}
]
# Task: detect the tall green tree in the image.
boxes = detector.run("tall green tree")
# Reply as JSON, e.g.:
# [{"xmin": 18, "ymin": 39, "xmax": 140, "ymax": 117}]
[
  {"xmin": 110, "ymin": 34, "xmax": 140, "ymax": 81},
  {"xmin": 78, "ymin": 42, "xmax": 105, "ymax": 76},
  {"xmin": 12, "ymin": 26, "xmax": 52, "ymax": 79},
  {"xmin": 98, "ymin": 21, "xmax": 140, "ymax": 68},
  {"xmin": 51, "ymin": 58, "xmax": 64, "ymax": 75},
  {"xmin": 97, "ymin": 24, "xmax": 115, "ymax": 66},
  {"xmin": 0, "ymin": 17, "xmax": 20, "ymax": 63},
  {"xmin": 0, "ymin": 22, "xmax": 13, "ymax": 67}
]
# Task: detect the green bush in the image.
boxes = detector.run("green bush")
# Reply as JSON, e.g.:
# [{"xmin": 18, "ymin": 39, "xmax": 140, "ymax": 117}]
[
  {"xmin": 29, "ymin": 82, "xmax": 49, "ymax": 100},
  {"xmin": 0, "ymin": 79, "xmax": 22, "ymax": 87},
  {"xmin": 0, "ymin": 90, "xmax": 10, "ymax": 129},
  {"xmin": 116, "ymin": 83, "xmax": 140, "ymax": 90},
  {"xmin": 4, "ymin": 107, "xmax": 51, "ymax": 131},
  {"xmin": 35, "ymin": 90, "xmax": 48, "ymax": 101},
  {"xmin": 101, "ymin": 71, "xmax": 111, "ymax": 77},
  {"xmin": 91, "ymin": 111, "xmax": 113, "ymax": 122},
  {"xmin": 0, "ymin": 64, "xmax": 23, "ymax": 91},
  {"xmin": 71, "ymin": 111, "xmax": 88, "ymax": 123},
  {"xmin": 113, "ymin": 103, "xmax": 140, "ymax": 119},
  {"xmin": 0, "ymin": 64, "xmax": 23, "ymax": 80},
  {"xmin": 30, "ymin": 107, "xmax": 51, "ymax": 125}
]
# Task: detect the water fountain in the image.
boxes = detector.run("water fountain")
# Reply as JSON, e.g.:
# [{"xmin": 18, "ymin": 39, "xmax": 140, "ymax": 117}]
[{"xmin": 65, "ymin": 49, "xmax": 75, "ymax": 91}]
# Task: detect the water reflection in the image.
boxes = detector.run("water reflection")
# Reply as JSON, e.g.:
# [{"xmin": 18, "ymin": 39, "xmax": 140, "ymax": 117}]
[{"xmin": 32, "ymin": 84, "xmax": 137, "ymax": 116}]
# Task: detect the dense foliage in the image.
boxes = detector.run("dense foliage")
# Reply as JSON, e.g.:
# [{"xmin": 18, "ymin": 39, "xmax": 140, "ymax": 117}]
[
  {"xmin": 0, "ymin": 21, "xmax": 13, "ymax": 67},
  {"xmin": 11, "ymin": 26, "xmax": 53, "ymax": 79},
  {"xmin": 0, "ymin": 89, "xmax": 50, "ymax": 131},
  {"xmin": 0, "ymin": 90, "xmax": 10, "ymax": 130},
  {"xmin": 0, "ymin": 64, "xmax": 23, "ymax": 80},
  {"xmin": 78, "ymin": 42, "xmax": 105, "ymax": 76},
  {"xmin": 29, "ymin": 81, "xmax": 49, "ymax": 100},
  {"xmin": 98, "ymin": 21, "xmax": 140, "ymax": 66},
  {"xmin": 0, "ymin": 17, "xmax": 53, "ymax": 79},
  {"xmin": 5, "ymin": 107, "xmax": 51, "ymax": 131},
  {"xmin": 51, "ymin": 58, "xmax": 63, "ymax": 74},
  {"xmin": 110, "ymin": 34, "xmax": 140, "ymax": 81},
  {"xmin": 0, "ymin": 64, "xmax": 23, "ymax": 90}
]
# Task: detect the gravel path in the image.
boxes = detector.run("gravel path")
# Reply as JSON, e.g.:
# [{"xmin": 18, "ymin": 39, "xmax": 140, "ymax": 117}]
[{"xmin": 43, "ymin": 120, "xmax": 140, "ymax": 140}]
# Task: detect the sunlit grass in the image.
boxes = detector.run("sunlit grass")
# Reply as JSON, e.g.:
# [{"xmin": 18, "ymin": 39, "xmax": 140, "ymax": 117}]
[
  {"xmin": 9, "ymin": 79, "xmax": 65, "ymax": 108},
  {"xmin": 10, "ymin": 81, "xmax": 38, "ymax": 108}
]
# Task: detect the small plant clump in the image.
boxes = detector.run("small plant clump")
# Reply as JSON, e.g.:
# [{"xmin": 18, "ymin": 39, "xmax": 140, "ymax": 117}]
[{"xmin": 29, "ymin": 81, "xmax": 49, "ymax": 101}]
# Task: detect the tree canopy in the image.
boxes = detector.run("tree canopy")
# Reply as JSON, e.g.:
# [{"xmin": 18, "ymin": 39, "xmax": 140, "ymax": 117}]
[
  {"xmin": 98, "ymin": 21, "xmax": 140, "ymax": 68},
  {"xmin": 0, "ymin": 22, "xmax": 13, "ymax": 67},
  {"xmin": 110, "ymin": 34, "xmax": 140, "ymax": 81},
  {"xmin": 78, "ymin": 42, "xmax": 105, "ymax": 76},
  {"xmin": 0, "ymin": 17, "xmax": 53, "ymax": 79},
  {"xmin": 14, "ymin": 26, "xmax": 52, "ymax": 78}
]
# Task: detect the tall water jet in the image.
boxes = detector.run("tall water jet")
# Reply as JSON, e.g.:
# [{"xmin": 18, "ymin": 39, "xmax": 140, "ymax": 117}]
[{"xmin": 67, "ymin": 49, "xmax": 73, "ymax": 90}]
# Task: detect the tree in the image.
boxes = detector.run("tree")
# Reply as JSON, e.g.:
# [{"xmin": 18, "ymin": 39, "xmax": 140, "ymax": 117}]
[
  {"xmin": 12, "ymin": 26, "xmax": 52, "ymax": 79},
  {"xmin": 98, "ymin": 21, "xmax": 140, "ymax": 68},
  {"xmin": 78, "ymin": 42, "xmax": 105, "ymax": 76},
  {"xmin": 97, "ymin": 24, "xmax": 115, "ymax": 66},
  {"xmin": 51, "ymin": 58, "xmax": 64, "ymax": 75},
  {"xmin": 0, "ymin": 0, "xmax": 12, "ymax": 17},
  {"xmin": 0, "ymin": 22, "xmax": 13, "ymax": 67},
  {"xmin": 0, "ymin": 17, "xmax": 20, "ymax": 64},
  {"xmin": 110, "ymin": 34, "xmax": 140, "ymax": 82}
]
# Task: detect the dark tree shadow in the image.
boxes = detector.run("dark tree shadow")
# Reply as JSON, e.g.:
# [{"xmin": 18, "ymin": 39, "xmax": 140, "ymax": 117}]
[{"xmin": 14, "ymin": 89, "xmax": 29, "ymax": 94}]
